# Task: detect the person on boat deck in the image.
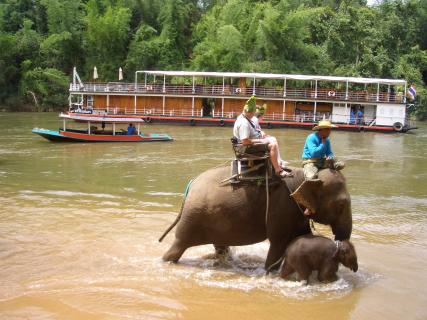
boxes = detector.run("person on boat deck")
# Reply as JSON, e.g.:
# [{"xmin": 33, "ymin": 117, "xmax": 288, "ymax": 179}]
[
  {"xmin": 252, "ymin": 104, "xmax": 289, "ymax": 169},
  {"xmin": 301, "ymin": 120, "xmax": 345, "ymax": 215},
  {"xmin": 233, "ymin": 96, "xmax": 290, "ymax": 178},
  {"xmin": 356, "ymin": 108, "xmax": 364, "ymax": 125},
  {"xmin": 127, "ymin": 123, "xmax": 137, "ymax": 135},
  {"xmin": 349, "ymin": 109, "xmax": 355, "ymax": 124}
]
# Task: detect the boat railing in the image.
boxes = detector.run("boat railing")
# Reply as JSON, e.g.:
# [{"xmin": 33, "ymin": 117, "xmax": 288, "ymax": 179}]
[
  {"xmin": 71, "ymin": 83, "xmax": 405, "ymax": 104},
  {"xmin": 88, "ymin": 107, "xmax": 394, "ymax": 126}
]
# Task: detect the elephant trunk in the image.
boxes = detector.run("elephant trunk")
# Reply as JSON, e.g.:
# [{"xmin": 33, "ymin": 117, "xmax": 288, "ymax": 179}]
[{"xmin": 331, "ymin": 212, "xmax": 352, "ymax": 241}]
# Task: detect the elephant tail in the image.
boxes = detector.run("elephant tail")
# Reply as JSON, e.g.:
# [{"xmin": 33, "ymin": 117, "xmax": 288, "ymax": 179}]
[
  {"xmin": 158, "ymin": 201, "xmax": 184, "ymax": 242},
  {"xmin": 158, "ymin": 180, "xmax": 193, "ymax": 242}
]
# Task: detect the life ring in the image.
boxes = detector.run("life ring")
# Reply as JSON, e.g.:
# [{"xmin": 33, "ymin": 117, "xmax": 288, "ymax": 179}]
[
  {"xmin": 219, "ymin": 119, "xmax": 225, "ymax": 127},
  {"xmin": 235, "ymin": 88, "xmax": 242, "ymax": 93},
  {"xmin": 145, "ymin": 117, "xmax": 152, "ymax": 123},
  {"xmin": 393, "ymin": 122, "xmax": 403, "ymax": 132},
  {"xmin": 267, "ymin": 122, "xmax": 273, "ymax": 129},
  {"xmin": 327, "ymin": 90, "xmax": 336, "ymax": 97},
  {"xmin": 189, "ymin": 119, "xmax": 196, "ymax": 126}
]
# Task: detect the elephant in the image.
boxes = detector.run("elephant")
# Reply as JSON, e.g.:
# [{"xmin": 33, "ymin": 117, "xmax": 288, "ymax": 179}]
[
  {"xmin": 280, "ymin": 234, "xmax": 358, "ymax": 283},
  {"xmin": 159, "ymin": 165, "xmax": 352, "ymax": 270}
]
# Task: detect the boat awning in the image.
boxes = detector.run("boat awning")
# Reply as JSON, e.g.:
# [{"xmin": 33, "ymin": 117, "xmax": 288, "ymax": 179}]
[
  {"xmin": 60, "ymin": 113, "xmax": 146, "ymax": 123},
  {"xmin": 138, "ymin": 70, "xmax": 406, "ymax": 86}
]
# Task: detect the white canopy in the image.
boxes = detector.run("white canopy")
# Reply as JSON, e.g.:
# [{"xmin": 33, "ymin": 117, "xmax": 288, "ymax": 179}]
[
  {"xmin": 60, "ymin": 113, "xmax": 145, "ymax": 123},
  {"xmin": 138, "ymin": 70, "xmax": 406, "ymax": 86}
]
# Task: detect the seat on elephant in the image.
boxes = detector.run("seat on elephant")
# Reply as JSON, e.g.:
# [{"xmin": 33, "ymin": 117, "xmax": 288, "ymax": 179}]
[
  {"xmin": 231, "ymin": 141, "xmax": 269, "ymax": 159},
  {"xmin": 226, "ymin": 138, "xmax": 274, "ymax": 184}
]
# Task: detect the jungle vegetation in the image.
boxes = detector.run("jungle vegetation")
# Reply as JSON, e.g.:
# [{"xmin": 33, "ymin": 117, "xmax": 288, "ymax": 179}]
[{"xmin": 0, "ymin": 0, "xmax": 426, "ymax": 118}]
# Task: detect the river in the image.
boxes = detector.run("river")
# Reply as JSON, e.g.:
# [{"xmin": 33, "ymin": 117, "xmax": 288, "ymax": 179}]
[{"xmin": 0, "ymin": 112, "xmax": 426, "ymax": 319}]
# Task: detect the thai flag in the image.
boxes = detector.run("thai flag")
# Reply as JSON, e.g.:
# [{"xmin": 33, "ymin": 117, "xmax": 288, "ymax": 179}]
[{"xmin": 408, "ymin": 85, "xmax": 416, "ymax": 101}]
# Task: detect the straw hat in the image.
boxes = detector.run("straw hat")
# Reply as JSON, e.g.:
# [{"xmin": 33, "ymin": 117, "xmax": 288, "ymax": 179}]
[
  {"xmin": 243, "ymin": 96, "xmax": 257, "ymax": 113},
  {"xmin": 255, "ymin": 103, "xmax": 267, "ymax": 115},
  {"xmin": 313, "ymin": 120, "xmax": 337, "ymax": 131}
]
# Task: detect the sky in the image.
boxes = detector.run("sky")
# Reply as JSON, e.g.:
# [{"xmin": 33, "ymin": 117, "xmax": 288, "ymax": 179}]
[{"xmin": 367, "ymin": 0, "xmax": 382, "ymax": 6}]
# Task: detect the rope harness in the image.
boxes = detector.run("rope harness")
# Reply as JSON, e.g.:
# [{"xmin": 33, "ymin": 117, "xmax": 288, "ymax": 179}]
[
  {"xmin": 333, "ymin": 240, "xmax": 341, "ymax": 256},
  {"xmin": 265, "ymin": 168, "xmax": 270, "ymax": 228}
]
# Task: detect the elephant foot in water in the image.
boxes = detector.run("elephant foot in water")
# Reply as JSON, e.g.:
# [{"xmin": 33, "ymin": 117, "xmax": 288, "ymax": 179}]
[
  {"xmin": 202, "ymin": 245, "xmax": 232, "ymax": 266},
  {"xmin": 162, "ymin": 239, "xmax": 188, "ymax": 263},
  {"xmin": 265, "ymin": 241, "xmax": 288, "ymax": 272}
]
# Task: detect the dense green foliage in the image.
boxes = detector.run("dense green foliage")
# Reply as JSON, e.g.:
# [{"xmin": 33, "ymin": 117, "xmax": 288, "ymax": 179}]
[{"xmin": 0, "ymin": 0, "xmax": 426, "ymax": 117}]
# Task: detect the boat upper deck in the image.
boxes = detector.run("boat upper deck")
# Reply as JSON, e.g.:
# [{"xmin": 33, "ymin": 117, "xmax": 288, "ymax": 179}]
[{"xmin": 69, "ymin": 70, "xmax": 408, "ymax": 105}]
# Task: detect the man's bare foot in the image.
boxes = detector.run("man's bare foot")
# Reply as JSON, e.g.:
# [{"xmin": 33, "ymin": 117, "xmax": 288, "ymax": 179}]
[{"xmin": 276, "ymin": 170, "xmax": 293, "ymax": 178}]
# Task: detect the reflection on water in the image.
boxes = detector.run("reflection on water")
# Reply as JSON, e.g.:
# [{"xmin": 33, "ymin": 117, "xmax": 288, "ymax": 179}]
[{"xmin": 0, "ymin": 113, "xmax": 426, "ymax": 319}]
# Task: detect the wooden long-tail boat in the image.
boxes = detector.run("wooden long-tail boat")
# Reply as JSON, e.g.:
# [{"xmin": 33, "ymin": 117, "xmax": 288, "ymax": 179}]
[{"xmin": 32, "ymin": 113, "xmax": 173, "ymax": 142}]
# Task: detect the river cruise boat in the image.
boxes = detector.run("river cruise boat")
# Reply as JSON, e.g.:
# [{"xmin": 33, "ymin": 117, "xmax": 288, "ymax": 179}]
[
  {"xmin": 32, "ymin": 113, "xmax": 173, "ymax": 142},
  {"xmin": 67, "ymin": 68, "xmax": 417, "ymax": 133}
]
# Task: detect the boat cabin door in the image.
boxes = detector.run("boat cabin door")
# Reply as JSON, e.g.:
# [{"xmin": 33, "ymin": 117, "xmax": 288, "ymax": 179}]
[{"xmin": 202, "ymin": 98, "xmax": 215, "ymax": 117}]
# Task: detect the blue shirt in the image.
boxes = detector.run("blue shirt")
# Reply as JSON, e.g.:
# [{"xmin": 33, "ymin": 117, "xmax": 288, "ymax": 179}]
[
  {"xmin": 302, "ymin": 132, "xmax": 334, "ymax": 159},
  {"xmin": 350, "ymin": 111, "xmax": 355, "ymax": 124},
  {"xmin": 127, "ymin": 126, "xmax": 136, "ymax": 135}
]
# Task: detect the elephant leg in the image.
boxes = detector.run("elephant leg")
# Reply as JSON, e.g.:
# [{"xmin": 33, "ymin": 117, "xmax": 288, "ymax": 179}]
[
  {"xmin": 280, "ymin": 261, "xmax": 295, "ymax": 279},
  {"xmin": 318, "ymin": 266, "xmax": 338, "ymax": 283},
  {"xmin": 265, "ymin": 241, "xmax": 287, "ymax": 271},
  {"xmin": 202, "ymin": 245, "xmax": 231, "ymax": 260},
  {"xmin": 296, "ymin": 266, "xmax": 312, "ymax": 284},
  {"xmin": 162, "ymin": 239, "xmax": 188, "ymax": 263},
  {"xmin": 214, "ymin": 245, "xmax": 230, "ymax": 257}
]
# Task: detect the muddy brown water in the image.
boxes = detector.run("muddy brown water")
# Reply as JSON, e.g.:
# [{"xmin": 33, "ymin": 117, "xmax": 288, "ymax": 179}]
[{"xmin": 0, "ymin": 113, "xmax": 426, "ymax": 319}]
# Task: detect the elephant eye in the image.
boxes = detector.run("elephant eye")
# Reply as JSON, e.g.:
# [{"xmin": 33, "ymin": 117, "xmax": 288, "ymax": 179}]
[{"xmin": 336, "ymin": 199, "xmax": 348, "ymax": 212}]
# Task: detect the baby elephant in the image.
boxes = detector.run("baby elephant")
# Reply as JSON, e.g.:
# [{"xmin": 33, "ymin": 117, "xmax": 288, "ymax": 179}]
[{"xmin": 280, "ymin": 234, "xmax": 358, "ymax": 283}]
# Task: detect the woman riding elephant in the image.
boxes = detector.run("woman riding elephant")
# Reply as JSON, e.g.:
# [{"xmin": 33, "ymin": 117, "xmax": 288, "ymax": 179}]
[{"xmin": 159, "ymin": 166, "xmax": 352, "ymax": 270}]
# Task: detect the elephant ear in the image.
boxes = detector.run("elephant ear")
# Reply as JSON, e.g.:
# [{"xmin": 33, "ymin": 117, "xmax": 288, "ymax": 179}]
[{"xmin": 290, "ymin": 179, "xmax": 323, "ymax": 214}]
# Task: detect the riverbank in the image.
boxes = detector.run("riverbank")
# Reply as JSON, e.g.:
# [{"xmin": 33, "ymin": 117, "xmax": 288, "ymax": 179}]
[{"xmin": 0, "ymin": 105, "xmax": 68, "ymax": 112}]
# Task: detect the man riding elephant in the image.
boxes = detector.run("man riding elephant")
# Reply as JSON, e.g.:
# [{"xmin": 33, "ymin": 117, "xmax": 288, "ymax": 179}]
[
  {"xmin": 252, "ymin": 103, "xmax": 290, "ymax": 170},
  {"xmin": 301, "ymin": 120, "xmax": 345, "ymax": 216},
  {"xmin": 302, "ymin": 120, "xmax": 345, "ymax": 180},
  {"xmin": 233, "ymin": 96, "xmax": 290, "ymax": 178}
]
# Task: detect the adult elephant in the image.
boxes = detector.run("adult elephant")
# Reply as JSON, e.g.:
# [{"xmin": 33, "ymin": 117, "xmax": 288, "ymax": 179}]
[{"xmin": 159, "ymin": 165, "xmax": 352, "ymax": 270}]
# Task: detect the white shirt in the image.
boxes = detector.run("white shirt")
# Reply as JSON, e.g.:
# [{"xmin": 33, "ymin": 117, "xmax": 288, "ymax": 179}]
[
  {"xmin": 233, "ymin": 114, "xmax": 261, "ymax": 141},
  {"xmin": 251, "ymin": 116, "xmax": 261, "ymax": 131}
]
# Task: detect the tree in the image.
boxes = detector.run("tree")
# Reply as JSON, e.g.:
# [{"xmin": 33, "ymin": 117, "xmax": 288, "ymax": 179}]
[
  {"xmin": 83, "ymin": 0, "xmax": 131, "ymax": 80},
  {"xmin": 192, "ymin": 24, "xmax": 245, "ymax": 71},
  {"xmin": 125, "ymin": 24, "xmax": 163, "ymax": 72},
  {"xmin": 19, "ymin": 67, "xmax": 69, "ymax": 111},
  {"xmin": 0, "ymin": 0, "xmax": 425, "ymax": 116},
  {"xmin": 0, "ymin": 0, "xmax": 47, "ymax": 34},
  {"xmin": 0, "ymin": 32, "xmax": 19, "ymax": 104},
  {"xmin": 15, "ymin": 19, "xmax": 42, "ymax": 63}
]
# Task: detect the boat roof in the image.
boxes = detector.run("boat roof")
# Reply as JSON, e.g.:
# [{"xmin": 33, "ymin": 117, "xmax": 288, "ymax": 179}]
[
  {"xmin": 139, "ymin": 70, "xmax": 406, "ymax": 86},
  {"xmin": 60, "ymin": 113, "xmax": 145, "ymax": 123}
]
